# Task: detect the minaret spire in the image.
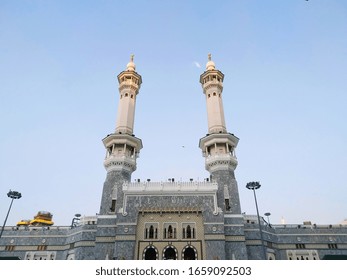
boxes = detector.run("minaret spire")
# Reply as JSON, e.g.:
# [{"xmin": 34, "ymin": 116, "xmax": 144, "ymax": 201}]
[
  {"xmin": 115, "ymin": 54, "xmax": 142, "ymax": 135},
  {"xmin": 200, "ymin": 54, "xmax": 226, "ymax": 134}
]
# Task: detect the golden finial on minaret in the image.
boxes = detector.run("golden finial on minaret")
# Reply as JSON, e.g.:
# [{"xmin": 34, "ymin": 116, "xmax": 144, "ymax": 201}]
[
  {"xmin": 126, "ymin": 54, "xmax": 136, "ymax": 71},
  {"xmin": 206, "ymin": 53, "xmax": 215, "ymax": 70}
]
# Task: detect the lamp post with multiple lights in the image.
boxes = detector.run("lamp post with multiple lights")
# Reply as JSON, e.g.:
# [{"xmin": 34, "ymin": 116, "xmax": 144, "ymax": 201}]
[
  {"xmin": 0, "ymin": 190, "xmax": 22, "ymax": 239},
  {"xmin": 246, "ymin": 182, "xmax": 267, "ymax": 259}
]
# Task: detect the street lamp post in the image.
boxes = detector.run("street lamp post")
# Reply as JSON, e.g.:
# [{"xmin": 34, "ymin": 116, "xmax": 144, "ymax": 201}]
[
  {"xmin": 0, "ymin": 190, "xmax": 22, "ymax": 239},
  {"xmin": 71, "ymin": 214, "xmax": 81, "ymax": 228},
  {"xmin": 264, "ymin": 212, "xmax": 271, "ymax": 226},
  {"xmin": 246, "ymin": 182, "xmax": 267, "ymax": 260}
]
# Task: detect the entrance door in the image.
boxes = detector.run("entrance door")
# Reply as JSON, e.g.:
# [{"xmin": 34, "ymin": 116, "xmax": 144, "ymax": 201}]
[
  {"xmin": 144, "ymin": 247, "xmax": 157, "ymax": 260},
  {"xmin": 164, "ymin": 247, "xmax": 177, "ymax": 260},
  {"xmin": 183, "ymin": 247, "xmax": 197, "ymax": 260}
]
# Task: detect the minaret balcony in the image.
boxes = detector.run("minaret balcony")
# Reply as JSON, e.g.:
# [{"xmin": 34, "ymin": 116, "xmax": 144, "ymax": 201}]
[
  {"xmin": 204, "ymin": 153, "xmax": 238, "ymax": 172},
  {"xmin": 199, "ymin": 133, "xmax": 239, "ymax": 152},
  {"xmin": 202, "ymin": 81, "xmax": 224, "ymax": 93},
  {"xmin": 102, "ymin": 133, "xmax": 143, "ymax": 152},
  {"xmin": 202, "ymin": 79, "xmax": 223, "ymax": 88},
  {"xmin": 104, "ymin": 154, "xmax": 137, "ymax": 173}
]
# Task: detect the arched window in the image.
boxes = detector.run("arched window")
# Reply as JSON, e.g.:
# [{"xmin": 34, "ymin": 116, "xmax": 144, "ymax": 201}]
[
  {"xmin": 149, "ymin": 225, "xmax": 154, "ymax": 239},
  {"xmin": 184, "ymin": 225, "xmax": 195, "ymax": 239},
  {"xmin": 168, "ymin": 225, "xmax": 173, "ymax": 238},
  {"xmin": 164, "ymin": 224, "xmax": 176, "ymax": 239},
  {"xmin": 186, "ymin": 225, "xmax": 192, "ymax": 238}
]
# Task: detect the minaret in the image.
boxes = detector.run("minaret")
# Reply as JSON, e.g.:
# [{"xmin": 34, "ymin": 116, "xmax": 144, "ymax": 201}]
[
  {"xmin": 199, "ymin": 55, "xmax": 247, "ymax": 260},
  {"xmin": 99, "ymin": 55, "xmax": 143, "ymax": 215},
  {"xmin": 199, "ymin": 54, "xmax": 241, "ymax": 214},
  {"xmin": 115, "ymin": 54, "xmax": 141, "ymax": 135}
]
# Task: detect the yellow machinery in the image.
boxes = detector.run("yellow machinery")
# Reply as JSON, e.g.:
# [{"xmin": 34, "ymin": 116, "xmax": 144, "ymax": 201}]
[
  {"xmin": 17, "ymin": 211, "xmax": 54, "ymax": 227},
  {"xmin": 16, "ymin": 220, "xmax": 30, "ymax": 226}
]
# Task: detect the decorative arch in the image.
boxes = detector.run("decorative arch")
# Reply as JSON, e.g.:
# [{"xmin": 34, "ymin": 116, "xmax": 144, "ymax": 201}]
[
  {"xmin": 182, "ymin": 245, "xmax": 198, "ymax": 260},
  {"xmin": 142, "ymin": 245, "xmax": 159, "ymax": 260},
  {"xmin": 163, "ymin": 245, "xmax": 178, "ymax": 260},
  {"xmin": 268, "ymin": 252, "xmax": 276, "ymax": 260}
]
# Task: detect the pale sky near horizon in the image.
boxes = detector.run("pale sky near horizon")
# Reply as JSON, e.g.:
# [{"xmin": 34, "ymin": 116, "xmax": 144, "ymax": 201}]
[{"xmin": 1, "ymin": 1, "xmax": 347, "ymax": 226}]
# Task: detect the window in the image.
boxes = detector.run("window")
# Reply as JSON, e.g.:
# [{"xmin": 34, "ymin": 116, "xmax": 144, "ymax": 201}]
[
  {"xmin": 186, "ymin": 225, "xmax": 192, "ymax": 238},
  {"xmin": 144, "ymin": 224, "xmax": 158, "ymax": 239},
  {"xmin": 225, "ymin": 199, "xmax": 231, "ymax": 211},
  {"xmin": 182, "ymin": 224, "xmax": 195, "ymax": 239},
  {"xmin": 149, "ymin": 225, "xmax": 154, "ymax": 239},
  {"xmin": 5, "ymin": 245, "xmax": 15, "ymax": 251},
  {"xmin": 295, "ymin": 244, "xmax": 306, "ymax": 249},
  {"xmin": 328, "ymin": 244, "xmax": 338, "ymax": 249},
  {"xmin": 164, "ymin": 224, "xmax": 177, "ymax": 239},
  {"xmin": 167, "ymin": 225, "xmax": 174, "ymax": 238},
  {"xmin": 37, "ymin": 245, "xmax": 47, "ymax": 251},
  {"xmin": 110, "ymin": 199, "xmax": 116, "ymax": 212}
]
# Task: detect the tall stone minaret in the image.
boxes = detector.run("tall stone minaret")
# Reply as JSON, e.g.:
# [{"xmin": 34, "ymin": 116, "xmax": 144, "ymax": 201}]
[
  {"xmin": 99, "ymin": 55, "xmax": 143, "ymax": 215},
  {"xmin": 199, "ymin": 54, "xmax": 247, "ymax": 260},
  {"xmin": 199, "ymin": 54, "xmax": 241, "ymax": 214}
]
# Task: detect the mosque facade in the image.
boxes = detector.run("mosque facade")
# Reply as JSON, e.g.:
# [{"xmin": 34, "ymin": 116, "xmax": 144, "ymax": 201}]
[{"xmin": 1, "ymin": 56, "xmax": 347, "ymax": 260}]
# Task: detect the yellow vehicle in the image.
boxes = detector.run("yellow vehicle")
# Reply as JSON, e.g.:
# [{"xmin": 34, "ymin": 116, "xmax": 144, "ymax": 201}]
[
  {"xmin": 16, "ymin": 220, "xmax": 30, "ymax": 227},
  {"xmin": 30, "ymin": 211, "xmax": 54, "ymax": 226},
  {"xmin": 17, "ymin": 211, "xmax": 54, "ymax": 227}
]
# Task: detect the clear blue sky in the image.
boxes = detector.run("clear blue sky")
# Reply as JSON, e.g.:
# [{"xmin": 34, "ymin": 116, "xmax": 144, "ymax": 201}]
[{"xmin": 1, "ymin": 1, "xmax": 346, "ymax": 226}]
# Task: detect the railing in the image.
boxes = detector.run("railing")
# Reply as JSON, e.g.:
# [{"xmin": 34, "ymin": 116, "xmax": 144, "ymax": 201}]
[{"xmin": 123, "ymin": 181, "xmax": 218, "ymax": 192}]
